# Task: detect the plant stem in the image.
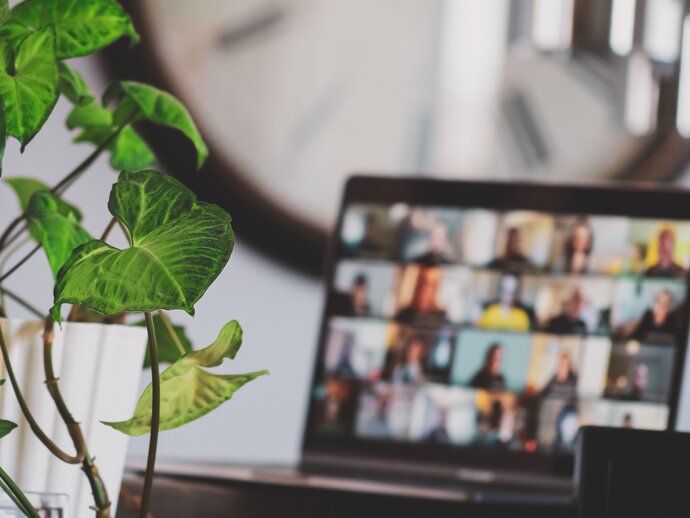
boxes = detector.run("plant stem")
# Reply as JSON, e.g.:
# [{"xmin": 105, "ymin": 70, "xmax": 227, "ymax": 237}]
[
  {"xmin": 0, "ymin": 237, "xmax": 31, "ymax": 300},
  {"xmin": 140, "ymin": 312, "xmax": 160, "ymax": 518},
  {"xmin": 100, "ymin": 216, "xmax": 118, "ymax": 241},
  {"xmin": 156, "ymin": 310, "xmax": 186, "ymax": 357},
  {"xmin": 41, "ymin": 318, "xmax": 112, "ymax": 516},
  {"xmin": 0, "ymin": 322, "xmax": 84, "ymax": 464},
  {"xmin": 0, "ymin": 465, "xmax": 39, "ymax": 518},
  {"xmin": 0, "ymin": 111, "xmax": 137, "ymax": 256},
  {"xmin": 0, "ymin": 287, "xmax": 43, "ymax": 319},
  {"xmin": 0, "ymin": 475, "xmax": 29, "ymax": 516},
  {"xmin": 0, "ymin": 244, "xmax": 40, "ymax": 283},
  {"xmin": 82, "ymin": 446, "xmax": 111, "ymax": 518}
]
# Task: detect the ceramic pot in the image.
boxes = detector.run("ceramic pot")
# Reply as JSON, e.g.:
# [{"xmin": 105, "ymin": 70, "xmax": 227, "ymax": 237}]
[{"xmin": 0, "ymin": 319, "xmax": 147, "ymax": 518}]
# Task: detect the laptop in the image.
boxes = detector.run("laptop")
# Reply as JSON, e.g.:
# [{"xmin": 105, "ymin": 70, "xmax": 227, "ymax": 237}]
[{"xmin": 140, "ymin": 176, "xmax": 690, "ymax": 505}]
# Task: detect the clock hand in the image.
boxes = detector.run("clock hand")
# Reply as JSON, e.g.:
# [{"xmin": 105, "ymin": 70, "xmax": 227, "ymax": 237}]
[
  {"xmin": 215, "ymin": 4, "xmax": 289, "ymax": 52},
  {"xmin": 286, "ymin": 83, "xmax": 347, "ymax": 170}
]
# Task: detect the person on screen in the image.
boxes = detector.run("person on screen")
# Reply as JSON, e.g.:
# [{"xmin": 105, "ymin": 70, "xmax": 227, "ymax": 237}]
[
  {"xmin": 391, "ymin": 337, "xmax": 426, "ymax": 384},
  {"xmin": 644, "ymin": 228, "xmax": 686, "ymax": 279},
  {"xmin": 331, "ymin": 273, "xmax": 371, "ymax": 317},
  {"xmin": 412, "ymin": 221, "xmax": 454, "ymax": 266},
  {"xmin": 358, "ymin": 212, "xmax": 384, "ymax": 254},
  {"xmin": 545, "ymin": 288, "xmax": 588, "ymax": 335},
  {"xmin": 631, "ymin": 289, "xmax": 677, "ymax": 341},
  {"xmin": 542, "ymin": 352, "xmax": 578, "ymax": 398},
  {"xmin": 622, "ymin": 413, "xmax": 634, "ymax": 429},
  {"xmin": 362, "ymin": 391, "xmax": 392, "ymax": 438},
  {"xmin": 426, "ymin": 409, "xmax": 451, "ymax": 444},
  {"xmin": 477, "ymin": 273, "xmax": 533, "ymax": 332},
  {"xmin": 395, "ymin": 267, "xmax": 447, "ymax": 325},
  {"xmin": 564, "ymin": 220, "xmax": 594, "ymax": 274},
  {"xmin": 332, "ymin": 335, "xmax": 356, "ymax": 378},
  {"xmin": 554, "ymin": 403, "xmax": 579, "ymax": 452},
  {"xmin": 470, "ymin": 343, "xmax": 507, "ymax": 391},
  {"xmin": 625, "ymin": 363, "xmax": 650, "ymax": 401},
  {"xmin": 488, "ymin": 227, "xmax": 533, "ymax": 272}
]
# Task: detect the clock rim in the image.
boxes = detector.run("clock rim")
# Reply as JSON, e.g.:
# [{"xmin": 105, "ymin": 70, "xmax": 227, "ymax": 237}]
[{"xmin": 101, "ymin": 0, "xmax": 327, "ymax": 277}]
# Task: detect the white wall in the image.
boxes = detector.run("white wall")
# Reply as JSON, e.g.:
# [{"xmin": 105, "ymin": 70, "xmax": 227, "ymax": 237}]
[{"xmin": 0, "ymin": 57, "xmax": 323, "ymax": 465}]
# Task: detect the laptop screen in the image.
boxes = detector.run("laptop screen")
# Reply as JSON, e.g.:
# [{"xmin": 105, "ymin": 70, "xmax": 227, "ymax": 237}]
[{"xmin": 304, "ymin": 178, "xmax": 690, "ymax": 474}]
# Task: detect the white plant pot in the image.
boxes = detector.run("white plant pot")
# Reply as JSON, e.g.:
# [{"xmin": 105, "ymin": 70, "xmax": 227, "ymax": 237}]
[{"xmin": 0, "ymin": 319, "xmax": 147, "ymax": 518}]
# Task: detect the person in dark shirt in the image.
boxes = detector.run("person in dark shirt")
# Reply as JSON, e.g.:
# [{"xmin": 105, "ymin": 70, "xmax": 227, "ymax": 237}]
[
  {"xmin": 564, "ymin": 220, "xmax": 594, "ymax": 274},
  {"xmin": 331, "ymin": 273, "xmax": 371, "ymax": 316},
  {"xmin": 412, "ymin": 221, "xmax": 454, "ymax": 266},
  {"xmin": 394, "ymin": 266, "xmax": 447, "ymax": 325},
  {"xmin": 470, "ymin": 343, "xmax": 507, "ymax": 391},
  {"xmin": 488, "ymin": 227, "xmax": 532, "ymax": 272},
  {"xmin": 542, "ymin": 352, "xmax": 578, "ymax": 398},
  {"xmin": 632, "ymin": 289, "xmax": 677, "ymax": 341},
  {"xmin": 644, "ymin": 228, "xmax": 686, "ymax": 279},
  {"xmin": 545, "ymin": 288, "xmax": 588, "ymax": 335}
]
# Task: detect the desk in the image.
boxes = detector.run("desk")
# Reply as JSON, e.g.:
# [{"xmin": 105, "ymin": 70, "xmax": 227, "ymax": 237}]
[{"xmin": 118, "ymin": 473, "xmax": 577, "ymax": 518}]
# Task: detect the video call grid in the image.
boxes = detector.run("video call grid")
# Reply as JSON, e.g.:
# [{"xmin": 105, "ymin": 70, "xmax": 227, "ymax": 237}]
[{"xmin": 309, "ymin": 204, "xmax": 690, "ymax": 455}]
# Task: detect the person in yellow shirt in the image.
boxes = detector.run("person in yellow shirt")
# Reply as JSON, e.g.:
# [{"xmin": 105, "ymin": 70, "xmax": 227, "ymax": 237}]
[{"xmin": 477, "ymin": 273, "xmax": 532, "ymax": 332}]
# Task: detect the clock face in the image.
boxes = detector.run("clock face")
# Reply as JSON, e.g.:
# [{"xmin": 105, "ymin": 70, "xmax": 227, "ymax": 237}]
[{"xmin": 121, "ymin": 1, "xmax": 683, "ymax": 273}]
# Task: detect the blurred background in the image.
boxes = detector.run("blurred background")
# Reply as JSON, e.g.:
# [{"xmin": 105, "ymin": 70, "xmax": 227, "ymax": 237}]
[{"xmin": 4, "ymin": 0, "xmax": 690, "ymax": 466}]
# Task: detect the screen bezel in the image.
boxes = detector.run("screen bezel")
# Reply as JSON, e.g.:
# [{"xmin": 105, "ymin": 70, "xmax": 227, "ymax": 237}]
[{"xmin": 302, "ymin": 175, "xmax": 690, "ymax": 477}]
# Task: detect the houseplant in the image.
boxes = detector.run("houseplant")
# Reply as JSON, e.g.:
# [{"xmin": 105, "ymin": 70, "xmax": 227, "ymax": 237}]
[{"xmin": 0, "ymin": 0, "xmax": 267, "ymax": 517}]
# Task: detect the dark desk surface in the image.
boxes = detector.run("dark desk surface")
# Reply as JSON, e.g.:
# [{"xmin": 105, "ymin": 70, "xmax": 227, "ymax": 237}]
[{"xmin": 117, "ymin": 473, "xmax": 578, "ymax": 518}]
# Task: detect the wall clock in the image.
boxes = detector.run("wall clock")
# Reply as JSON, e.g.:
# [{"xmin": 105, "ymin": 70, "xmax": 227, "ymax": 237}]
[{"xmin": 105, "ymin": 0, "xmax": 690, "ymax": 276}]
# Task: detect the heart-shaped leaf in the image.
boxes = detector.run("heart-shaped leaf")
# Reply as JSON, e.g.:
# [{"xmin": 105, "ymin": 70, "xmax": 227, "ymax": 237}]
[
  {"xmin": 51, "ymin": 170, "xmax": 234, "ymax": 322},
  {"xmin": 0, "ymin": 419, "xmax": 16, "ymax": 439},
  {"xmin": 104, "ymin": 320, "xmax": 268, "ymax": 435},
  {"xmin": 104, "ymin": 82, "xmax": 208, "ymax": 169},
  {"xmin": 58, "ymin": 62, "xmax": 93, "ymax": 106},
  {"xmin": 0, "ymin": 29, "xmax": 59, "ymax": 149},
  {"xmin": 5, "ymin": 177, "xmax": 49, "ymax": 211},
  {"xmin": 9, "ymin": 0, "xmax": 139, "ymax": 59},
  {"xmin": 133, "ymin": 314, "xmax": 193, "ymax": 367},
  {"xmin": 26, "ymin": 190, "xmax": 91, "ymax": 278},
  {"xmin": 5, "ymin": 177, "xmax": 82, "ymax": 218}
]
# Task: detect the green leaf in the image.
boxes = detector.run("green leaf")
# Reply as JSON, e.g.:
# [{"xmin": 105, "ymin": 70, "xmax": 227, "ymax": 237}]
[
  {"xmin": 5, "ymin": 177, "xmax": 49, "ymax": 211},
  {"xmin": 0, "ymin": 0, "xmax": 9, "ymax": 23},
  {"xmin": 133, "ymin": 314, "xmax": 193, "ymax": 367},
  {"xmin": 104, "ymin": 82, "xmax": 208, "ymax": 169},
  {"xmin": 5, "ymin": 177, "xmax": 49, "ymax": 208},
  {"xmin": 0, "ymin": 419, "xmax": 16, "ymax": 439},
  {"xmin": 51, "ymin": 170, "xmax": 234, "ymax": 322},
  {"xmin": 68, "ymin": 101, "xmax": 155, "ymax": 171},
  {"xmin": 74, "ymin": 123, "xmax": 156, "ymax": 171},
  {"xmin": 58, "ymin": 62, "xmax": 93, "ymax": 106},
  {"xmin": 0, "ymin": 96, "xmax": 5, "ymax": 175},
  {"xmin": 106, "ymin": 125, "xmax": 156, "ymax": 171},
  {"xmin": 104, "ymin": 320, "xmax": 268, "ymax": 435},
  {"xmin": 26, "ymin": 190, "xmax": 91, "ymax": 278},
  {"xmin": 0, "ymin": 29, "xmax": 59, "ymax": 149},
  {"xmin": 66, "ymin": 102, "xmax": 112, "ymax": 129},
  {"xmin": 9, "ymin": 0, "xmax": 139, "ymax": 59},
  {"xmin": 5, "ymin": 177, "xmax": 82, "ymax": 218}
]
